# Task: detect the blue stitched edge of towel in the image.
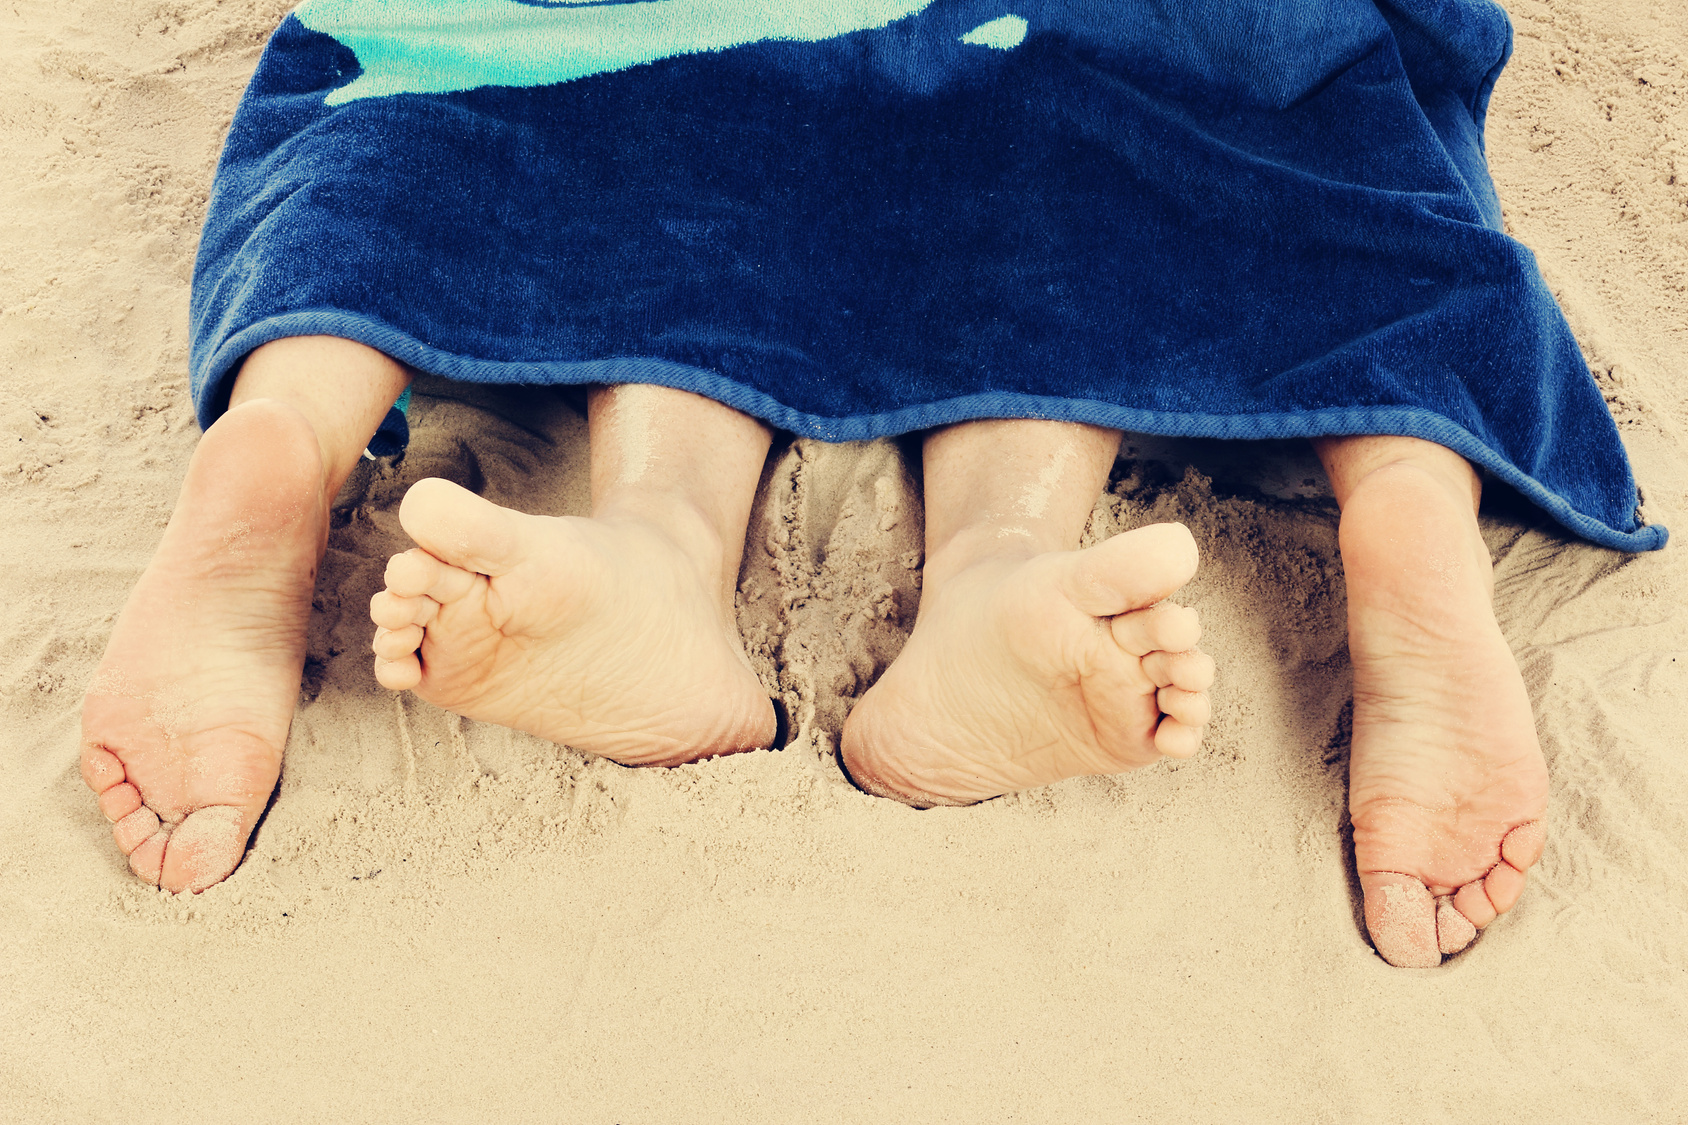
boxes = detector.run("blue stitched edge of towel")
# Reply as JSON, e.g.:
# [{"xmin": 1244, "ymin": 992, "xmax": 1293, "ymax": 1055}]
[{"xmin": 206, "ymin": 309, "xmax": 1670, "ymax": 553}]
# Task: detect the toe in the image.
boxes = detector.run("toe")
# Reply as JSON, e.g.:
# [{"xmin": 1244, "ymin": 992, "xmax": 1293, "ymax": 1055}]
[
  {"xmin": 113, "ymin": 806, "xmax": 161, "ymax": 855},
  {"xmin": 1436, "ymin": 897, "xmax": 1478, "ymax": 955},
  {"xmin": 1057, "ymin": 522, "xmax": 1198, "ymax": 617},
  {"xmin": 1153, "ymin": 716, "xmax": 1203, "ymax": 759},
  {"xmin": 160, "ymin": 806, "xmax": 249, "ymax": 894},
  {"xmin": 373, "ymin": 624, "xmax": 424, "ymax": 660},
  {"xmin": 1501, "ymin": 821, "xmax": 1545, "ymax": 870},
  {"xmin": 375, "ymin": 654, "xmax": 423, "ymax": 691},
  {"xmin": 1483, "ymin": 860, "xmax": 1527, "ymax": 914},
  {"xmin": 384, "ymin": 549, "xmax": 443, "ymax": 598},
  {"xmin": 80, "ymin": 745, "xmax": 125, "ymax": 793},
  {"xmin": 97, "ymin": 782, "xmax": 143, "ymax": 822},
  {"xmin": 1112, "ymin": 603, "xmax": 1201, "ymax": 657},
  {"xmin": 1360, "ymin": 872, "xmax": 1440, "ymax": 968},
  {"xmin": 127, "ymin": 831, "xmax": 167, "ymax": 885},
  {"xmin": 399, "ymin": 478, "xmax": 526, "ymax": 578},
  {"xmin": 385, "ymin": 548, "xmax": 478, "ymax": 603},
  {"xmin": 1155, "ymin": 686, "xmax": 1210, "ymax": 728},
  {"xmin": 1142, "ymin": 648, "xmax": 1215, "ymax": 691},
  {"xmin": 370, "ymin": 588, "xmax": 438, "ymax": 630},
  {"xmin": 1453, "ymin": 880, "xmax": 1497, "ymax": 928}
]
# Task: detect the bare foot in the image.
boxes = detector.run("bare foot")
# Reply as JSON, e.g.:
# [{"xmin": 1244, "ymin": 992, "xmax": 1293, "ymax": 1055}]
[
  {"xmin": 1341, "ymin": 462, "xmax": 1549, "ymax": 967},
  {"xmin": 840, "ymin": 523, "xmax": 1213, "ymax": 806},
  {"xmin": 80, "ymin": 400, "xmax": 324, "ymax": 893},
  {"xmin": 370, "ymin": 478, "xmax": 776, "ymax": 765}
]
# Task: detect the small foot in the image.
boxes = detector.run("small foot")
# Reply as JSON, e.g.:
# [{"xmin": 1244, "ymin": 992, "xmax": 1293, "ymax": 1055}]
[
  {"xmin": 1340, "ymin": 462, "xmax": 1549, "ymax": 967},
  {"xmin": 842, "ymin": 522, "xmax": 1212, "ymax": 806},
  {"xmin": 371, "ymin": 478, "xmax": 776, "ymax": 765},
  {"xmin": 81, "ymin": 400, "xmax": 324, "ymax": 892}
]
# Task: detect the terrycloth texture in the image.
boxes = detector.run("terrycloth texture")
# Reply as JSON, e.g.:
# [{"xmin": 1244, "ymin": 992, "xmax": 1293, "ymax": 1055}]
[{"xmin": 189, "ymin": 0, "xmax": 1667, "ymax": 551}]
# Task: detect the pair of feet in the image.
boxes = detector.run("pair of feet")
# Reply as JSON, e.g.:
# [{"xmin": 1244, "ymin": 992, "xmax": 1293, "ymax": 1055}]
[{"xmin": 80, "ymin": 400, "xmax": 1546, "ymax": 967}]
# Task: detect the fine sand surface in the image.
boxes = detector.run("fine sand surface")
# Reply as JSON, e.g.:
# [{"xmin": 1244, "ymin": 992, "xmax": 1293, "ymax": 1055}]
[{"xmin": 3, "ymin": 1, "xmax": 1686, "ymax": 1120}]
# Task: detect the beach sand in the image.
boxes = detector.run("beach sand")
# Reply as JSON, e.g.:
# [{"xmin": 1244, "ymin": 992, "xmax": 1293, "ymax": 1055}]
[{"xmin": 2, "ymin": 0, "xmax": 1685, "ymax": 1119}]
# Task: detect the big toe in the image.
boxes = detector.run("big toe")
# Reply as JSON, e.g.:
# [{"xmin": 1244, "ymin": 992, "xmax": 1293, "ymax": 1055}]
[
  {"xmin": 159, "ymin": 806, "xmax": 253, "ymax": 894},
  {"xmin": 1360, "ymin": 872, "xmax": 1441, "ymax": 968},
  {"xmin": 399, "ymin": 478, "xmax": 525, "ymax": 576},
  {"xmin": 1058, "ymin": 522, "xmax": 1199, "ymax": 618}
]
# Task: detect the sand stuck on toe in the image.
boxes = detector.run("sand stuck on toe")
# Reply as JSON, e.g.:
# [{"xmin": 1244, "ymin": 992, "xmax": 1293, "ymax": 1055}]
[{"xmin": 2, "ymin": 0, "xmax": 1685, "ymax": 1119}]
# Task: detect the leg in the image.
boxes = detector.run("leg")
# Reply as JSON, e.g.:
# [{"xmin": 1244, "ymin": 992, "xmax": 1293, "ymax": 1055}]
[
  {"xmin": 81, "ymin": 336, "xmax": 410, "ymax": 892},
  {"xmin": 370, "ymin": 384, "xmax": 776, "ymax": 765},
  {"xmin": 841, "ymin": 419, "xmax": 1214, "ymax": 805},
  {"xmin": 1313, "ymin": 434, "xmax": 1548, "ymax": 967}
]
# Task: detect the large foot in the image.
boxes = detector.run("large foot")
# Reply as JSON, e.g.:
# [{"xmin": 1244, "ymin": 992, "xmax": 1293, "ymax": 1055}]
[
  {"xmin": 80, "ymin": 400, "xmax": 323, "ymax": 893},
  {"xmin": 840, "ymin": 523, "xmax": 1213, "ymax": 806},
  {"xmin": 370, "ymin": 478, "xmax": 776, "ymax": 765},
  {"xmin": 1341, "ymin": 462, "xmax": 1549, "ymax": 967}
]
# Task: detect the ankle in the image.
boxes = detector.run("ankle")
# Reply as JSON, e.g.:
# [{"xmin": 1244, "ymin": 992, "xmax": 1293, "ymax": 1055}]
[
  {"xmin": 170, "ymin": 401, "xmax": 335, "ymax": 572},
  {"xmin": 1343, "ymin": 460, "xmax": 1483, "ymax": 541},
  {"xmin": 593, "ymin": 489, "xmax": 735, "ymax": 598},
  {"xmin": 1315, "ymin": 435, "xmax": 1480, "ymax": 514},
  {"xmin": 216, "ymin": 397, "xmax": 339, "ymax": 499},
  {"xmin": 923, "ymin": 523, "xmax": 1062, "ymax": 590},
  {"xmin": 200, "ymin": 399, "xmax": 331, "ymax": 504},
  {"xmin": 1355, "ymin": 456, "xmax": 1479, "ymax": 516},
  {"xmin": 1339, "ymin": 461, "xmax": 1494, "ymax": 602}
]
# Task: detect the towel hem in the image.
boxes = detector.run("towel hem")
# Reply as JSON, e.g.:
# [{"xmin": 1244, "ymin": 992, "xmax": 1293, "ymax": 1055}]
[{"xmin": 195, "ymin": 309, "xmax": 1668, "ymax": 553}]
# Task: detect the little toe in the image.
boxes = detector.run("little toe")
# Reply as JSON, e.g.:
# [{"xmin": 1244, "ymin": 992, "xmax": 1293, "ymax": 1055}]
[
  {"xmin": 97, "ymin": 782, "xmax": 142, "ymax": 822},
  {"xmin": 113, "ymin": 805, "xmax": 161, "ymax": 855},
  {"xmin": 1153, "ymin": 716, "xmax": 1203, "ymax": 759},
  {"xmin": 1501, "ymin": 821, "xmax": 1546, "ymax": 871},
  {"xmin": 372, "ymin": 624, "xmax": 424, "ymax": 660},
  {"xmin": 370, "ymin": 588, "xmax": 438, "ymax": 631},
  {"xmin": 1483, "ymin": 860, "xmax": 1528, "ymax": 914},
  {"xmin": 1360, "ymin": 872, "xmax": 1440, "ymax": 968},
  {"xmin": 375, "ymin": 653, "xmax": 422, "ymax": 691},
  {"xmin": 1112, "ymin": 603, "xmax": 1202, "ymax": 658},
  {"xmin": 1156, "ymin": 686, "xmax": 1210, "ymax": 728},
  {"xmin": 1436, "ymin": 897, "xmax": 1478, "ymax": 956},
  {"xmin": 1142, "ymin": 648, "xmax": 1216, "ymax": 691},
  {"xmin": 160, "ymin": 806, "xmax": 248, "ymax": 894},
  {"xmin": 1057, "ymin": 522, "xmax": 1199, "ymax": 617},
  {"xmin": 1453, "ymin": 880, "xmax": 1498, "ymax": 928}
]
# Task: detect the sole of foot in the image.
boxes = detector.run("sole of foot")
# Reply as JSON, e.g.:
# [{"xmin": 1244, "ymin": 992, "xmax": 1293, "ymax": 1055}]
[
  {"xmin": 370, "ymin": 478, "xmax": 776, "ymax": 766},
  {"xmin": 1341, "ymin": 461, "xmax": 1549, "ymax": 967},
  {"xmin": 840, "ymin": 522, "xmax": 1213, "ymax": 806},
  {"xmin": 80, "ymin": 399, "xmax": 325, "ymax": 893}
]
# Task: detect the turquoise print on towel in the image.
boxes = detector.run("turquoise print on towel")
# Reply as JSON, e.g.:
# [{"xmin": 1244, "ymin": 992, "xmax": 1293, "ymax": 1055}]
[
  {"xmin": 293, "ymin": 0, "xmax": 977, "ymax": 103},
  {"xmin": 958, "ymin": 13, "xmax": 1025, "ymax": 48}
]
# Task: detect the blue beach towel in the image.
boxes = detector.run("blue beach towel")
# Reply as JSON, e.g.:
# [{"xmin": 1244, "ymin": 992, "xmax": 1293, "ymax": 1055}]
[{"xmin": 190, "ymin": 0, "xmax": 1666, "ymax": 551}]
